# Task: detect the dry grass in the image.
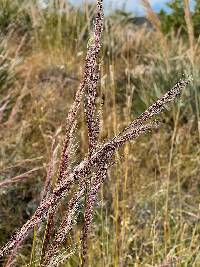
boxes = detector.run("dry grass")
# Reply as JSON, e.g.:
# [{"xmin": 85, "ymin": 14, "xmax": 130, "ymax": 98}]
[{"xmin": 0, "ymin": 0, "xmax": 199, "ymax": 266}]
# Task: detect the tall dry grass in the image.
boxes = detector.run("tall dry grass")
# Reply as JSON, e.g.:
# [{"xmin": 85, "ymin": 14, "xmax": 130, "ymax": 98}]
[{"xmin": 0, "ymin": 0, "xmax": 199, "ymax": 266}]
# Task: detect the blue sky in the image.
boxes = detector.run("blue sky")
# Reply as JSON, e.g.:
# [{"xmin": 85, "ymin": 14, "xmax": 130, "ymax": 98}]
[
  {"xmin": 70, "ymin": 0, "xmax": 194, "ymax": 15},
  {"xmin": 70, "ymin": 0, "xmax": 170, "ymax": 14}
]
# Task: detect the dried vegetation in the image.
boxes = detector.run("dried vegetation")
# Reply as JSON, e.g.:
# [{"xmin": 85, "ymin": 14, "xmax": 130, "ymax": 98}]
[{"xmin": 0, "ymin": 0, "xmax": 199, "ymax": 266}]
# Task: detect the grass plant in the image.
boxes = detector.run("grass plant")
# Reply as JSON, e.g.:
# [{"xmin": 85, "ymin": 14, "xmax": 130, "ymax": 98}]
[{"xmin": 0, "ymin": 0, "xmax": 199, "ymax": 266}]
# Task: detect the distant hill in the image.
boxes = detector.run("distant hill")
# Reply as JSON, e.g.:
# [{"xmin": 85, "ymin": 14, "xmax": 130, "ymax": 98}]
[{"xmin": 130, "ymin": 17, "xmax": 153, "ymax": 28}]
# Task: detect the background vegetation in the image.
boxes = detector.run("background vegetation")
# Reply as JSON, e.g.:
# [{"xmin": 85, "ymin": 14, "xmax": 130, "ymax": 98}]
[{"xmin": 0, "ymin": 0, "xmax": 199, "ymax": 266}]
